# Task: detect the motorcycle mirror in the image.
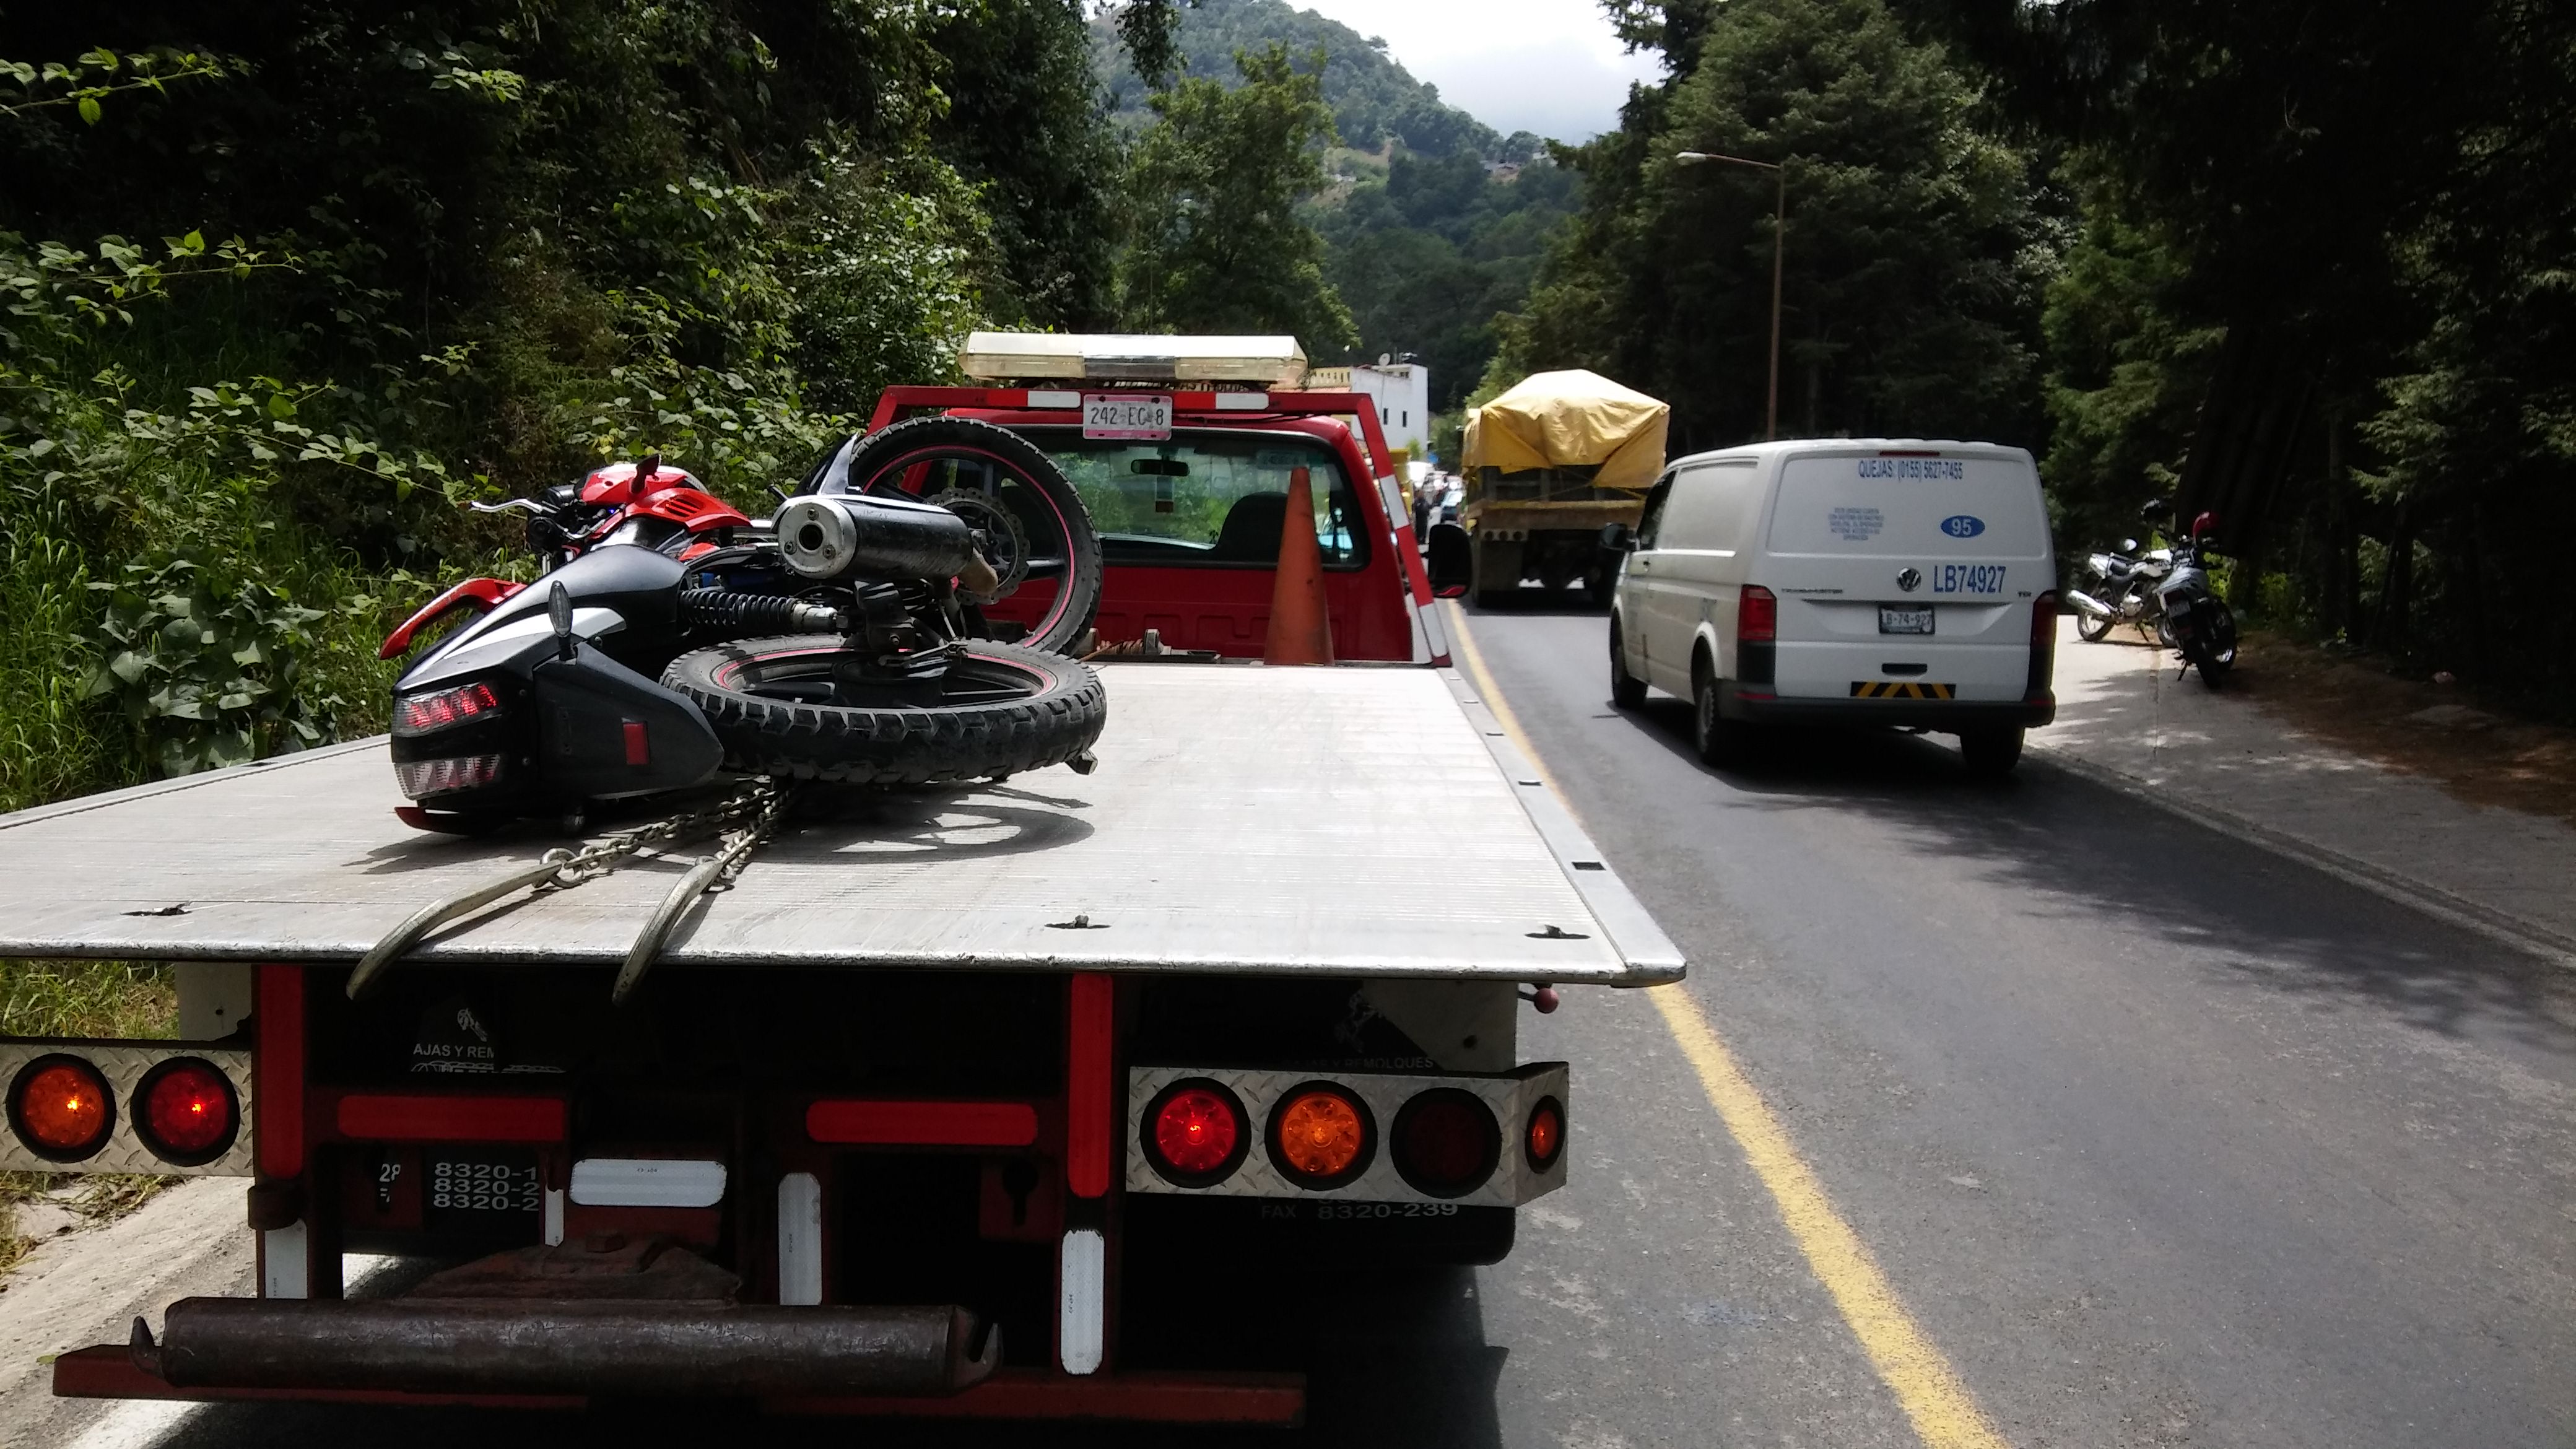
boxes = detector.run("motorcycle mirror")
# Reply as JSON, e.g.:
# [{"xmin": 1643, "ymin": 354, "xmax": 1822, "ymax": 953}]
[
  {"xmin": 549, "ymin": 580, "xmax": 575, "ymax": 661},
  {"xmin": 2122, "ymin": 537, "xmax": 2139, "ymax": 552}
]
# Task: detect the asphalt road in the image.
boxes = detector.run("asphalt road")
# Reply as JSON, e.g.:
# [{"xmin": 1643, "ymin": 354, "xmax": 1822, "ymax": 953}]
[{"xmin": 43, "ymin": 594, "xmax": 2576, "ymax": 1449}]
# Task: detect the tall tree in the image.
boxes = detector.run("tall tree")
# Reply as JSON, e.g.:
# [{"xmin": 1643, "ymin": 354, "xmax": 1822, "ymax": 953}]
[
  {"xmin": 1505, "ymin": 0, "xmax": 2047, "ymax": 453},
  {"xmin": 1118, "ymin": 43, "xmax": 1357, "ymax": 351}
]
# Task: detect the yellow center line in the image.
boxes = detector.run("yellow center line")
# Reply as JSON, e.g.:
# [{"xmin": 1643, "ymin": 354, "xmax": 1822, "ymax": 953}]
[{"xmin": 1443, "ymin": 601, "xmax": 2011, "ymax": 1449}]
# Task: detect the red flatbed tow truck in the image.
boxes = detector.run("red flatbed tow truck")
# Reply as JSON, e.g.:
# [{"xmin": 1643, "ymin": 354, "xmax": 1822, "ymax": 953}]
[{"xmin": 0, "ymin": 337, "xmax": 1681, "ymax": 1425}]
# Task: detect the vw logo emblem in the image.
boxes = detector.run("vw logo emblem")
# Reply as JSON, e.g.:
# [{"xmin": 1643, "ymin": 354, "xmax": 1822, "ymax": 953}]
[{"xmin": 1897, "ymin": 567, "xmax": 1923, "ymax": 593}]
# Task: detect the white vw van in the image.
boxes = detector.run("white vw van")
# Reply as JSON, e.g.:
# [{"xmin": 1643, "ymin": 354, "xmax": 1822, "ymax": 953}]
[{"xmin": 1606, "ymin": 440, "xmax": 2057, "ymax": 775}]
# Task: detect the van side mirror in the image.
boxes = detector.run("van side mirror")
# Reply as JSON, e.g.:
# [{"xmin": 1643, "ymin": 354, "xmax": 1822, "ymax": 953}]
[{"xmin": 1599, "ymin": 522, "xmax": 1635, "ymax": 553}]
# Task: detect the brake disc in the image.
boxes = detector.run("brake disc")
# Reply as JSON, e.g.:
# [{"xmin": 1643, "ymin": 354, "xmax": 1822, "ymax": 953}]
[{"xmin": 929, "ymin": 489, "xmax": 1030, "ymax": 602}]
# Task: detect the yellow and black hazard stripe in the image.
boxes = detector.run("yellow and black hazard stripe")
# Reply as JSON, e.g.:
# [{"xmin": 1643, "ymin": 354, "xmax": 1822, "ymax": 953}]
[{"xmin": 1850, "ymin": 681, "xmax": 1956, "ymax": 700}]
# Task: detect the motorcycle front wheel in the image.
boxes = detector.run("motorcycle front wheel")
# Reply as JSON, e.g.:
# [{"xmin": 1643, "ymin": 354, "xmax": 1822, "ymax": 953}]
[
  {"xmin": 663, "ymin": 636, "xmax": 1107, "ymax": 784},
  {"xmin": 2076, "ymin": 609, "xmax": 2117, "ymax": 643}
]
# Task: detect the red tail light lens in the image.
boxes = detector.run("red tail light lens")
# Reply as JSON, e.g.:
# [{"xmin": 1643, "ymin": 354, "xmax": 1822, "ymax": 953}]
[
  {"xmin": 394, "ymin": 753, "xmax": 504, "ymax": 799},
  {"xmin": 2027, "ymin": 591, "xmax": 2058, "ymax": 703},
  {"xmin": 1391, "ymin": 1089, "xmax": 1500, "ymax": 1198},
  {"xmin": 393, "ymin": 681, "xmax": 503, "ymax": 736},
  {"xmin": 136, "ymin": 1058, "xmax": 240, "ymax": 1165},
  {"xmin": 9, "ymin": 1056, "xmax": 114, "ymax": 1162},
  {"xmin": 1267, "ymin": 1084, "xmax": 1374, "ymax": 1188},
  {"xmin": 1739, "ymin": 585, "xmax": 1778, "ymax": 644},
  {"xmin": 1143, "ymin": 1080, "xmax": 1248, "ymax": 1187},
  {"xmin": 1525, "ymin": 1095, "xmax": 1565, "ymax": 1172}
]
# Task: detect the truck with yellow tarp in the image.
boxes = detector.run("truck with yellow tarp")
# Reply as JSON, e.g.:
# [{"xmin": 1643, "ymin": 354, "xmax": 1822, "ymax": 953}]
[{"xmin": 1442, "ymin": 370, "xmax": 1669, "ymax": 606}]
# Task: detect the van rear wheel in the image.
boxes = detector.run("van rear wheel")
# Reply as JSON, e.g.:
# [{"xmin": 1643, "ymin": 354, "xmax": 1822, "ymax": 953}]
[{"xmin": 1959, "ymin": 727, "xmax": 2024, "ymax": 778}]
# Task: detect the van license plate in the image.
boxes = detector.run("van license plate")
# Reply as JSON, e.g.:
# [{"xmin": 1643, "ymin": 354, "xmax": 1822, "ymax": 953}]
[
  {"xmin": 1879, "ymin": 606, "xmax": 1934, "ymax": 635},
  {"xmin": 1082, "ymin": 393, "xmax": 1172, "ymax": 440}
]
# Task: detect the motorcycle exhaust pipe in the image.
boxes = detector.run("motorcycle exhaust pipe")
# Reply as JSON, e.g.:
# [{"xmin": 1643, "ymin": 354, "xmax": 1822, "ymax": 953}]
[
  {"xmin": 775, "ymin": 495, "xmax": 977, "ymax": 582},
  {"xmin": 2063, "ymin": 590, "xmax": 2117, "ymax": 620}
]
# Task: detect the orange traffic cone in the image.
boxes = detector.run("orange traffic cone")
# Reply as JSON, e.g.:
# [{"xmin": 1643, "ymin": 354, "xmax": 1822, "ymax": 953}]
[{"xmin": 1264, "ymin": 466, "xmax": 1334, "ymax": 665}]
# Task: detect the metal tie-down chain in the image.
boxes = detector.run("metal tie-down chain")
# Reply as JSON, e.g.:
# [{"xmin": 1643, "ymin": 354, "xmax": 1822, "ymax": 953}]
[{"xmin": 348, "ymin": 777, "xmax": 794, "ymax": 1001}]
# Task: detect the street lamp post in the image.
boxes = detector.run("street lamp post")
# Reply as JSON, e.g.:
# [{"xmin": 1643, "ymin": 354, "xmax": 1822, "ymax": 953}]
[{"xmin": 1675, "ymin": 150, "xmax": 1784, "ymax": 442}]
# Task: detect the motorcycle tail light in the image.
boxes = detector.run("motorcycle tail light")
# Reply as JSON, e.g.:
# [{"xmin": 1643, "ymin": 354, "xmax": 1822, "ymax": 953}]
[
  {"xmin": 136, "ymin": 1058, "xmax": 239, "ymax": 1165},
  {"xmin": 9, "ymin": 1055, "xmax": 114, "ymax": 1162},
  {"xmin": 393, "ymin": 681, "xmax": 503, "ymax": 736},
  {"xmin": 395, "ymin": 753, "xmax": 504, "ymax": 799}
]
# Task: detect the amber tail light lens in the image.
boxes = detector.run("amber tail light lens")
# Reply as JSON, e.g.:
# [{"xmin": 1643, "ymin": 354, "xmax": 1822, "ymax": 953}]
[
  {"xmin": 136, "ymin": 1058, "xmax": 240, "ymax": 1165},
  {"xmin": 9, "ymin": 1056, "xmax": 115, "ymax": 1162},
  {"xmin": 1143, "ymin": 1079, "xmax": 1248, "ymax": 1187},
  {"xmin": 1267, "ymin": 1084, "xmax": 1374, "ymax": 1189},
  {"xmin": 1391, "ymin": 1089, "xmax": 1502, "ymax": 1198}
]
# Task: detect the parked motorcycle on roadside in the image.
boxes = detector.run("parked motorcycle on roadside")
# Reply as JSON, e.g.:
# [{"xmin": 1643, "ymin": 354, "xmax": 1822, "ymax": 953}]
[
  {"xmin": 378, "ymin": 418, "xmax": 1107, "ymax": 831},
  {"xmin": 2065, "ymin": 500, "xmax": 2236, "ymax": 687}
]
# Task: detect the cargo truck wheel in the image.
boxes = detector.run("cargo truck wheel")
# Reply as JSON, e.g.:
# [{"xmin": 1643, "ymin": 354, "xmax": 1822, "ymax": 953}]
[
  {"xmin": 664, "ymin": 636, "xmax": 1107, "ymax": 784},
  {"xmin": 1609, "ymin": 620, "xmax": 1647, "ymax": 708}
]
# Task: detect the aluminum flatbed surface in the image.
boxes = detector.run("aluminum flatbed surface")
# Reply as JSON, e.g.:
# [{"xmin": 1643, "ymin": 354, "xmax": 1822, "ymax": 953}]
[{"xmin": 0, "ymin": 664, "xmax": 1682, "ymax": 984}]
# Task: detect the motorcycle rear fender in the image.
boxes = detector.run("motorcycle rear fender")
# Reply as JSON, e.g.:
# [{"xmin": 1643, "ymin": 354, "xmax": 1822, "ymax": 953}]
[
  {"xmin": 399, "ymin": 546, "xmax": 689, "ymax": 689},
  {"xmin": 532, "ymin": 643, "xmax": 724, "ymax": 801}
]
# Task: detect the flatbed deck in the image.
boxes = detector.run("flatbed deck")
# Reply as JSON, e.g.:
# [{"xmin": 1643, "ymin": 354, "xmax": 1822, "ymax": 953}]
[{"xmin": 0, "ymin": 664, "xmax": 1681, "ymax": 985}]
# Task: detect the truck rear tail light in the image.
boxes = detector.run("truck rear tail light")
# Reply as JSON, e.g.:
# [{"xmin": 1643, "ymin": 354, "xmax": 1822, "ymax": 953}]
[
  {"xmin": 9, "ymin": 1055, "xmax": 114, "ymax": 1162},
  {"xmin": 394, "ymin": 753, "xmax": 503, "ymax": 799},
  {"xmin": 1267, "ymin": 1084, "xmax": 1373, "ymax": 1188},
  {"xmin": 2027, "ymin": 590, "xmax": 2058, "ymax": 703},
  {"xmin": 1525, "ymin": 1095, "xmax": 1565, "ymax": 1172},
  {"xmin": 393, "ymin": 681, "xmax": 503, "ymax": 736},
  {"xmin": 1143, "ymin": 1080, "xmax": 1248, "ymax": 1187},
  {"xmin": 1391, "ymin": 1089, "xmax": 1501, "ymax": 1198},
  {"xmin": 135, "ymin": 1058, "xmax": 239, "ymax": 1165}
]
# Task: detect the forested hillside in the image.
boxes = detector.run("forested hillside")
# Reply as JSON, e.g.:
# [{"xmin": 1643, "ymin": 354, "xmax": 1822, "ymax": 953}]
[{"xmin": 0, "ymin": 1, "xmax": 1190, "ymax": 812}]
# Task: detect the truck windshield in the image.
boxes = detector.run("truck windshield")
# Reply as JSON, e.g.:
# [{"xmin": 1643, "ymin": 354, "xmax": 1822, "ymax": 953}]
[{"xmin": 1022, "ymin": 429, "xmax": 1365, "ymax": 569}]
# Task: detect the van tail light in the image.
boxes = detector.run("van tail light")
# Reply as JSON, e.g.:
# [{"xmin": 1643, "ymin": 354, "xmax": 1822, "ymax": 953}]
[
  {"xmin": 1738, "ymin": 585, "xmax": 1778, "ymax": 685},
  {"xmin": 1391, "ymin": 1089, "xmax": 1500, "ymax": 1198},
  {"xmin": 136, "ymin": 1058, "xmax": 241, "ymax": 1165},
  {"xmin": 9, "ymin": 1056, "xmax": 115, "ymax": 1162},
  {"xmin": 393, "ymin": 681, "xmax": 503, "ymax": 736},
  {"xmin": 2027, "ymin": 591, "xmax": 2058, "ymax": 703},
  {"xmin": 1142, "ymin": 1080, "xmax": 1248, "ymax": 1187},
  {"xmin": 1267, "ymin": 1084, "xmax": 1373, "ymax": 1188}
]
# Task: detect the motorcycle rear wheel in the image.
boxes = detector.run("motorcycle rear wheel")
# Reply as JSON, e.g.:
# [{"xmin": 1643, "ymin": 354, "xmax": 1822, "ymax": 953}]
[{"xmin": 663, "ymin": 636, "xmax": 1107, "ymax": 784}]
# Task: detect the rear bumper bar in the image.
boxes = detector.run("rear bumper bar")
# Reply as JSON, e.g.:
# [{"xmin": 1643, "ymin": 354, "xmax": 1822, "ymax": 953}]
[
  {"xmin": 134, "ymin": 1297, "xmax": 996, "ymax": 1398},
  {"xmin": 1721, "ymin": 682, "xmax": 2055, "ymax": 731},
  {"xmin": 59, "ymin": 1346, "xmax": 1306, "ymax": 1424}
]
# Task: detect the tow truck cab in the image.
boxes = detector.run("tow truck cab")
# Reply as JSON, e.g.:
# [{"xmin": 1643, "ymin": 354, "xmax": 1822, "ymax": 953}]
[{"xmin": 867, "ymin": 333, "xmax": 1448, "ymax": 666}]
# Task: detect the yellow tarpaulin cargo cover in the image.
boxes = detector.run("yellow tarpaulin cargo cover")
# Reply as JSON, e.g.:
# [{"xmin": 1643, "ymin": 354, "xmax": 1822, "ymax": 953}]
[{"xmin": 1463, "ymin": 370, "xmax": 1670, "ymax": 490}]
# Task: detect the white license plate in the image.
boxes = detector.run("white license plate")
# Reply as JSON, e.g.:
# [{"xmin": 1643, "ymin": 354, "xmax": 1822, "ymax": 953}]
[
  {"xmin": 1082, "ymin": 393, "xmax": 1172, "ymax": 440},
  {"xmin": 1879, "ymin": 606, "xmax": 1934, "ymax": 635}
]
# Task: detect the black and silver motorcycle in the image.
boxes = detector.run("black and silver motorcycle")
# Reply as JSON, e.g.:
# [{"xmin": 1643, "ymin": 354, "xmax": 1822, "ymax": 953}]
[
  {"xmin": 2153, "ymin": 511, "xmax": 2237, "ymax": 686},
  {"xmin": 385, "ymin": 419, "xmax": 1108, "ymax": 830}
]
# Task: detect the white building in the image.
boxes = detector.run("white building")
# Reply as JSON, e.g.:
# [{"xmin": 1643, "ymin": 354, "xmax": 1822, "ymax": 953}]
[{"xmin": 1349, "ymin": 359, "xmax": 1432, "ymax": 456}]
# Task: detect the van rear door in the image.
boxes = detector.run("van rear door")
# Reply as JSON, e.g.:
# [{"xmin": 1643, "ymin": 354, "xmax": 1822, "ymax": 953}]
[{"xmin": 1757, "ymin": 450, "xmax": 2051, "ymax": 703}]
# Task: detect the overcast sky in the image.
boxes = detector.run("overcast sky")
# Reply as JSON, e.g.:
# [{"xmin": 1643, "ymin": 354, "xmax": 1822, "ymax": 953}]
[{"xmin": 1286, "ymin": 0, "xmax": 1664, "ymax": 142}]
